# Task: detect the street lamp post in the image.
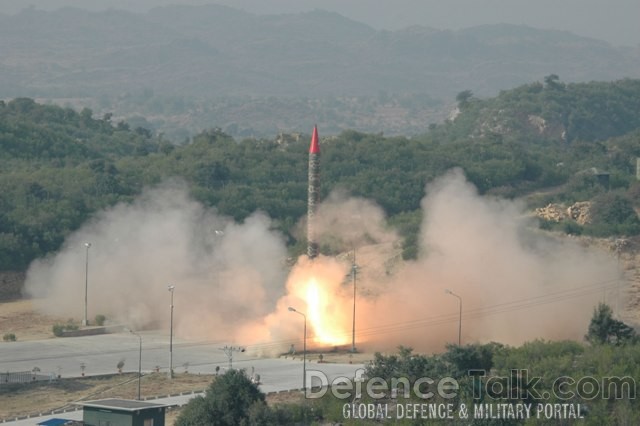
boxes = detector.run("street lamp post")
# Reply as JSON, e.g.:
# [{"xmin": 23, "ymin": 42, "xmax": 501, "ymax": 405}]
[
  {"xmin": 288, "ymin": 307, "xmax": 306, "ymax": 393},
  {"xmin": 129, "ymin": 330, "xmax": 142, "ymax": 400},
  {"xmin": 168, "ymin": 285, "xmax": 175, "ymax": 379},
  {"xmin": 445, "ymin": 289, "xmax": 462, "ymax": 346},
  {"xmin": 614, "ymin": 238, "xmax": 626, "ymax": 317},
  {"xmin": 351, "ymin": 250, "xmax": 358, "ymax": 353},
  {"xmin": 82, "ymin": 242, "xmax": 91, "ymax": 326}
]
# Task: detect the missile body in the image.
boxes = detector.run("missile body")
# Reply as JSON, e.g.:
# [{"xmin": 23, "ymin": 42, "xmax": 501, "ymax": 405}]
[{"xmin": 307, "ymin": 126, "xmax": 320, "ymax": 259}]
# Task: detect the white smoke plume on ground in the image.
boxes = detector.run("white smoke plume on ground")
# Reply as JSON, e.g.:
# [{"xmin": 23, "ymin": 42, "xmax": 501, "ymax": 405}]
[
  {"xmin": 349, "ymin": 169, "xmax": 618, "ymax": 351},
  {"xmin": 23, "ymin": 181, "xmax": 289, "ymax": 341},
  {"xmin": 235, "ymin": 169, "xmax": 619, "ymax": 353},
  {"xmin": 24, "ymin": 170, "xmax": 619, "ymax": 354}
]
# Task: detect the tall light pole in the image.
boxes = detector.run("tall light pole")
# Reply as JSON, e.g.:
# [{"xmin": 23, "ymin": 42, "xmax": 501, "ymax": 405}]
[
  {"xmin": 82, "ymin": 242, "xmax": 91, "ymax": 326},
  {"xmin": 351, "ymin": 249, "xmax": 358, "ymax": 353},
  {"xmin": 129, "ymin": 329, "xmax": 142, "ymax": 400},
  {"xmin": 614, "ymin": 238, "xmax": 626, "ymax": 317},
  {"xmin": 168, "ymin": 285, "xmax": 175, "ymax": 379},
  {"xmin": 445, "ymin": 289, "xmax": 462, "ymax": 346},
  {"xmin": 288, "ymin": 307, "xmax": 306, "ymax": 394}
]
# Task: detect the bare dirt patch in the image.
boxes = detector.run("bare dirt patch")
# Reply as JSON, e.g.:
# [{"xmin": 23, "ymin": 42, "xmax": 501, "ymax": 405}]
[
  {"xmin": 265, "ymin": 389, "xmax": 304, "ymax": 405},
  {"xmin": 0, "ymin": 299, "xmax": 68, "ymax": 341},
  {"xmin": 0, "ymin": 372, "xmax": 214, "ymax": 420},
  {"xmin": 573, "ymin": 235, "xmax": 640, "ymax": 325}
]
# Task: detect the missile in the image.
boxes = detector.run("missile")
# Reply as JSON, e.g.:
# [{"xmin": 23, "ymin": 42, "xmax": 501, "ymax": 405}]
[{"xmin": 307, "ymin": 125, "xmax": 320, "ymax": 259}]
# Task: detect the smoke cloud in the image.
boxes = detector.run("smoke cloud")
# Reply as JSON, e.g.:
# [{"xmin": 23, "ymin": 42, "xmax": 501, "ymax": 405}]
[
  {"xmin": 24, "ymin": 181, "xmax": 288, "ymax": 341},
  {"xmin": 24, "ymin": 170, "xmax": 619, "ymax": 354},
  {"xmin": 351, "ymin": 169, "xmax": 617, "ymax": 351}
]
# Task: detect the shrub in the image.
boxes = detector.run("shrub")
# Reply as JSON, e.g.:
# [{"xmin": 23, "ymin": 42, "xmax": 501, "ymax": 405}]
[
  {"xmin": 95, "ymin": 314, "xmax": 106, "ymax": 326},
  {"xmin": 52, "ymin": 322, "xmax": 79, "ymax": 336},
  {"xmin": 591, "ymin": 193, "xmax": 632, "ymax": 222},
  {"xmin": 3, "ymin": 333, "xmax": 16, "ymax": 342},
  {"xmin": 563, "ymin": 220, "xmax": 583, "ymax": 235},
  {"xmin": 52, "ymin": 324, "xmax": 64, "ymax": 337},
  {"xmin": 443, "ymin": 342, "xmax": 504, "ymax": 377}
]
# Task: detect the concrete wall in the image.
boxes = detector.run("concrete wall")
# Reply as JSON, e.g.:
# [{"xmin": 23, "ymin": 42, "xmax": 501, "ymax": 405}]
[{"xmin": 60, "ymin": 325, "xmax": 125, "ymax": 337}]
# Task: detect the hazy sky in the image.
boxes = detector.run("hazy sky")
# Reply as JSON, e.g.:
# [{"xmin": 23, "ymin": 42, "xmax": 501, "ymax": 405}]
[{"xmin": 3, "ymin": 0, "xmax": 639, "ymax": 46}]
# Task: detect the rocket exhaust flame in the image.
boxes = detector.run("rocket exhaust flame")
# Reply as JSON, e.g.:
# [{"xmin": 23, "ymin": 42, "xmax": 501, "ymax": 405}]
[
  {"xmin": 304, "ymin": 276, "xmax": 350, "ymax": 346},
  {"xmin": 273, "ymin": 255, "xmax": 352, "ymax": 348}
]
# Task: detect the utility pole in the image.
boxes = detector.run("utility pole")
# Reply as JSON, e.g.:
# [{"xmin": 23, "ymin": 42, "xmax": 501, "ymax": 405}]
[
  {"xmin": 128, "ymin": 330, "xmax": 142, "ymax": 400},
  {"xmin": 219, "ymin": 346, "xmax": 245, "ymax": 370},
  {"xmin": 288, "ymin": 307, "xmax": 307, "ymax": 393},
  {"xmin": 614, "ymin": 238, "xmax": 627, "ymax": 317},
  {"xmin": 82, "ymin": 242, "xmax": 91, "ymax": 326},
  {"xmin": 168, "ymin": 285, "xmax": 175, "ymax": 379},
  {"xmin": 445, "ymin": 289, "xmax": 462, "ymax": 346}
]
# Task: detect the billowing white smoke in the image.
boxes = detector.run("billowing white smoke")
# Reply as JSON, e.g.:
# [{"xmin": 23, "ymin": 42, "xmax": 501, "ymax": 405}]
[
  {"xmin": 23, "ymin": 181, "xmax": 288, "ymax": 340},
  {"xmin": 351, "ymin": 169, "xmax": 618, "ymax": 351},
  {"xmin": 24, "ymin": 170, "xmax": 619, "ymax": 353}
]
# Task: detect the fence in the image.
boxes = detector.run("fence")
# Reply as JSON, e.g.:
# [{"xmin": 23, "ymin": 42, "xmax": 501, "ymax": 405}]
[{"xmin": 0, "ymin": 370, "xmax": 52, "ymax": 385}]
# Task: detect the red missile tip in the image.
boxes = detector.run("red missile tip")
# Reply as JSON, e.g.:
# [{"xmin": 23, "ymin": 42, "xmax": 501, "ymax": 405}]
[{"xmin": 309, "ymin": 125, "xmax": 320, "ymax": 154}]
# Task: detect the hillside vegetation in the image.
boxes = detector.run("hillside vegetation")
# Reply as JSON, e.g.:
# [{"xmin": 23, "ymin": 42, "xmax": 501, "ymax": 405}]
[{"xmin": 1, "ymin": 78, "xmax": 640, "ymax": 272}]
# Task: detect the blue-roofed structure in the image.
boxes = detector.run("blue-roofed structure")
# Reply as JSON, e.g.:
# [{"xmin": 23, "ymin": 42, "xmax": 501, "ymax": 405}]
[{"xmin": 36, "ymin": 419, "xmax": 76, "ymax": 426}]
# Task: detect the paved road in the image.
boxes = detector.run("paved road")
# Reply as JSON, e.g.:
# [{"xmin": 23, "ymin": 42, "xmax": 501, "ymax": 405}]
[
  {"xmin": 1, "ymin": 331, "xmax": 236, "ymax": 377},
  {"xmin": 0, "ymin": 331, "xmax": 364, "ymax": 424}
]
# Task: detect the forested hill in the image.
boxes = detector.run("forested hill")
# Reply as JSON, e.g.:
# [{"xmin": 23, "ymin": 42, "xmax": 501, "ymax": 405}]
[
  {"xmin": 447, "ymin": 77, "xmax": 640, "ymax": 144},
  {"xmin": 0, "ymin": 98, "xmax": 159, "ymax": 159},
  {"xmin": 1, "ymin": 78, "xmax": 640, "ymax": 271}
]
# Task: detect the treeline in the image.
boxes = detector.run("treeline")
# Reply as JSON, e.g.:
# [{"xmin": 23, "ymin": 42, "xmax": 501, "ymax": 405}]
[{"xmin": 1, "ymin": 78, "xmax": 640, "ymax": 270}]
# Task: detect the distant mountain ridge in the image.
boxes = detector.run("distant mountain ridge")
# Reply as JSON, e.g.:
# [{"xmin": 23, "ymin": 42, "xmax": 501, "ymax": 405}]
[
  {"xmin": 2, "ymin": 4, "xmax": 639, "ymax": 137},
  {"xmin": 1, "ymin": 4, "xmax": 638, "ymax": 99}
]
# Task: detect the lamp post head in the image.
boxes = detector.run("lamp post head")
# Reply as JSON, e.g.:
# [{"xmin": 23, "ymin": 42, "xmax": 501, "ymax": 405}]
[
  {"xmin": 168, "ymin": 285, "xmax": 175, "ymax": 292},
  {"xmin": 124, "ymin": 327, "xmax": 137, "ymax": 336},
  {"xmin": 445, "ymin": 289, "xmax": 461, "ymax": 300},
  {"xmin": 84, "ymin": 242, "xmax": 91, "ymax": 248},
  {"xmin": 288, "ymin": 307, "xmax": 296, "ymax": 312}
]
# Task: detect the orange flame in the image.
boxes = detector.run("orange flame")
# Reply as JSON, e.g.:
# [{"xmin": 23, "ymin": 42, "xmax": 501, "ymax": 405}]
[{"xmin": 303, "ymin": 276, "xmax": 350, "ymax": 346}]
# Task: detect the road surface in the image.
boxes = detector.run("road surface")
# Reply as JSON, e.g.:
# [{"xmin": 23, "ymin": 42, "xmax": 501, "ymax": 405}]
[{"xmin": 0, "ymin": 330, "xmax": 364, "ymax": 424}]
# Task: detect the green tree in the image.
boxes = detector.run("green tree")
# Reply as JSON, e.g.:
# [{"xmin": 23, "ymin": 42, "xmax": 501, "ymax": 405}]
[
  {"xmin": 174, "ymin": 396, "xmax": 210, "ymax": 426},
  {"xmin": 544, "ymin": 74, "xmax": 563, "ymax": 90},
  {"xmin": 591, "ymin": 192, "xmax": 639, "ymax": 225},
  {"xmin": 455, "ymin": 89, "xmax": 474, "ymax": 108},
  {"xmin": 588, "ymin": 192, "xmax": 640, "ymax": 236},
  {"xmin": 175, "ymin": 369, "xmax": 266, "ymax": 426},
  {"xmin": 586, "ymin": 303, "xmax": 637, "ymax": 345},
  {"xmin": 442, "ymin": 343, "xmax": 503, "ymax": 377}
]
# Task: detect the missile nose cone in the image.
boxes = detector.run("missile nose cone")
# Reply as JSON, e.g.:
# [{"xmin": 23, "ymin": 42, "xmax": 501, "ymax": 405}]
[{"xmin": 309, "ymin": 125, "xmax": 320, "ymax": 154}]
